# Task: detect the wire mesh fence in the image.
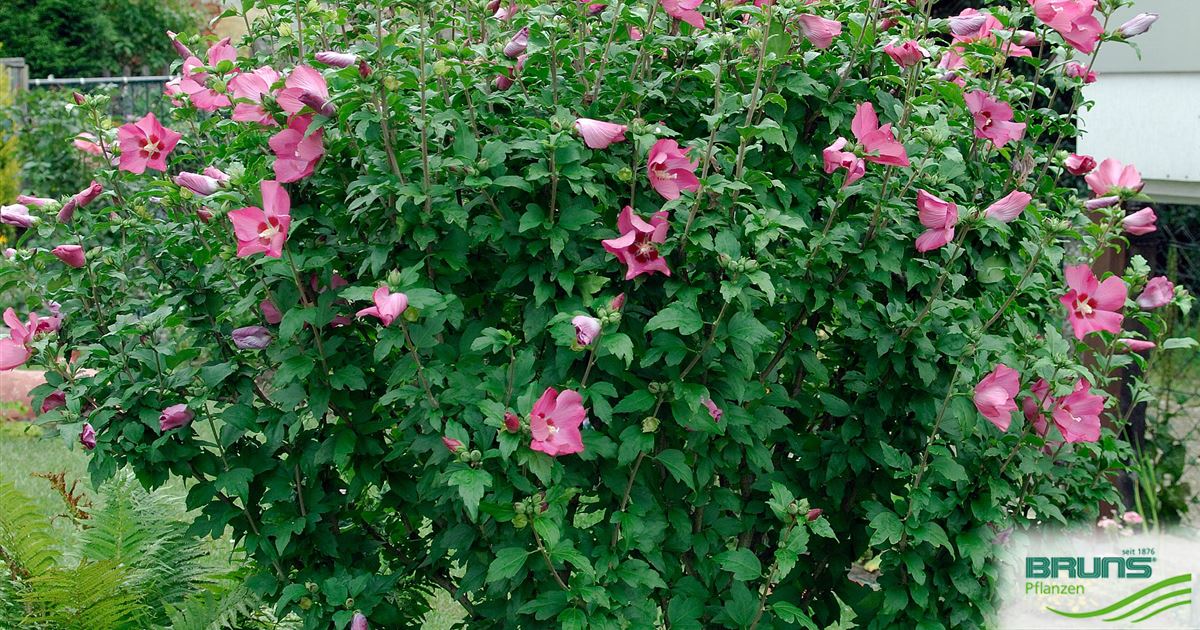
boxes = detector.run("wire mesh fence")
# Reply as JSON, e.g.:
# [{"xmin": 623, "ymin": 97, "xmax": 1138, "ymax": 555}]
[{"xmin": 27, "ymin": 76, "xmax": 171, "ymax": 123}]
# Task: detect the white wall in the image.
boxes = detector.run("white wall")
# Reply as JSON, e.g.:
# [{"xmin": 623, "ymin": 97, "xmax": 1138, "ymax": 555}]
[{"xmin": 1076, "ymin": 0, "xmax": 1200, "ymax": 202}]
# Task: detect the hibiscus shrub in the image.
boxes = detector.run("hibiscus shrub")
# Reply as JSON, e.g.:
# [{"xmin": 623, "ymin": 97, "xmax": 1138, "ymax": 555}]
[{"xmin": 0, "ymin": 0, "xmax": 1186, "ymax": 627}]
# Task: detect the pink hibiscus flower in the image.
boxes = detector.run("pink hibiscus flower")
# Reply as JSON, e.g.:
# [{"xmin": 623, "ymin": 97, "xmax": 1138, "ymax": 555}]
[
  {"xmin": 1051, "ymin": 379, "xmax": 1103, "ymax": 443},
  {"xmin": 269, "ymin": 115, "xmax": 325, "ymax": 182},
  {"xmin": 851, "ymin": 102, "xmax": 909, "ymax": 167},
  {"xmin": 964, "ymin": 91, "xmax": 1025, "ymax": 149},
  {"xmin": 914, "ymin": 189, "xmax": 958, "ymax": 252},
  {"xmin": 277, "ymin": 65, "xmax": 330, "ymax": 117},
  {"xmin": 1122, "ymin": 207, "xmax": 1157, "ymax": 236},
  {"xmin": 229, "ymin": 66, "xmax": 282, "ymax": 126},
  {"xmin": 602, "ymin": 206, "xmax": 671, "ymax": 279},
  {"xmin": 796, "ymin": 14, "xmax": 842, "ymax": 49},
  {"xmin": 228, "ymin": 180, "xmax": 291, "ymax": 258},
  {"xmin": 116, "ymin": 113, "xmax": 181, "ymax": 174},
  {"xmin": 574, "ymin": 118, "xmax": 628, "ymax": 149},
  {"xmin": 822, "ymin": 138, "xmax": 866, "ymax": 187},
  {"xmin": 984, "ymin": 190, "xmax": 1032, "ymax": 223},
  {"xmin": 646, "ymin": 139, "xmax": 700, "ymax": 200},
  {"xmin": 974, "ymin": 363, "xmax": 1021, "ymax": 431},
  {"xmin": 1136, "ymin": 276, "xmax": 1173, "ymax": 310},
  {"xmin": 356, "ymin": 286, "xmax": 409, "ymax": 326},
  {"xmin": 1060, "ymin": 264, "xmax": 1126, "ymax": 339},
  {"xmin": 1064, "ymin": 153, "xmax": 1096, "ymax": 175},
  {"xmin": 529, "ymin": 387, "xmax": 588, "ymax": 456},
  {"xmin": 1084, "ymin": 158, "xmax": 1144, "ymax": 197},
  {"xmin": 660, "ymin": 0, "xmax": 704, "ymax": 29}
]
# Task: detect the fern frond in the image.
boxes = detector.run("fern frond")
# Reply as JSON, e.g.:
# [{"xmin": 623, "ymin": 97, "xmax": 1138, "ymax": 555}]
[
  {"xmin": 165, "ymin": 580, "xmax": 264, "ymax": 630},
  {"xmin": 22, "ymin": 559, "xmax": 149, "ymax": 630},
  {"xmin": 0, "ymin": 477, "xmax": 60, "ymax": 578}
]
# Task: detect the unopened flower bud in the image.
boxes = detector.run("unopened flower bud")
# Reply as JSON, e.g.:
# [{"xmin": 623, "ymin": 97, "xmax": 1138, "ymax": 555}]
[
  {"xmin": 306, "ymin": 582, "xmax": 319, "ymax": 593},
  {"xmin": 806, "ymin": 508, "xmax": 823, "ymax": 521},
  {"xmin": 73, "ymin": 91, "xmax": 86, "ymax": 105},
  {"xmin": 299, "ymin": 597, "xmax": 313, "ymax": 610},
  {"xmin": 344, "ymin": 598, "xmax": 355, "ymax": 609},
  {"xmin": 504, "ymin": 411, "xmax": 520, "ymax": 432},
  {"xmin": 358, "ymin": 59, "xmax": 373, "ymax": 78},
  {"xmin": 1117, "ymin": 13, "xmax": 1158, "ymax": 38},
  {"xmin": 641, "ymin": 416, "xmax": 659, "ymax": 433}
]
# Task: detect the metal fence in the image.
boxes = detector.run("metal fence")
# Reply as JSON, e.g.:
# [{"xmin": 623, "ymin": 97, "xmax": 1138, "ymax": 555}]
[{"xmin": 28, "ymin": 75, "xmax": 171, "ymax": 122}]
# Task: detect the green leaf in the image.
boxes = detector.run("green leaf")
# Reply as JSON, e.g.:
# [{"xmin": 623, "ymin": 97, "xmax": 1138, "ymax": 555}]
[
  {"xmin": 717, "ymin": 548, "xmax": 762, "ymax": 581},
  {"xmin": 645, "ymin": 302, "xmax": 703, "ymax": 336},
  {"xmin": 656, "ymin": 450, "xmax": 695, "ymax": 490},
  {"xmin": 487, "ymin": 547, "xmax": 530, "ymax": 584},
  {"xmin": 868, "ymin": 511, "xmax": 903, "ymax": 546},
  {"xmin": 448, "ymin": 468, "xmax": 492, "ymax": 521}
]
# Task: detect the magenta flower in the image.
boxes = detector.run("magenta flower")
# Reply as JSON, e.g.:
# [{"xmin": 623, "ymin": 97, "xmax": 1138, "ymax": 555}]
[
  {"xmin": 973, "ymin": 364, "xmax": 1020, "ymax": 431},
  {"xmin": 41, "ymin": 390, "xmax": 66, "ymax": 413},
  {"xmin": 1086, "ymin": 196, "xmax": 1121, "ymax": 211},
  {"xmin": 1117, "ymin": 13, "xmax": 1158, "ymax": 38},
  {"xmin": 229, "ymin": 66, "xmax": 281, "ymax": 126},
  {"xmin": 116, "ymin": 113, "xmax": 181, "ymax": 174},
  {"xmin": 796, "ymin": 14, "xmax": 842, "ymax": 49},
  {"xmin": 179, "ymin": 56, "xmax": 231, "ymax": 111},
  {"xmin": 529, "ymin": 387, "xmax": 587, "ymax": 457},
  {"xmin": 0, "ymin": 308, "xmax": 35, "ymax": 371},
  {"xmin": 610, "ymin": 293, "xmax": 626, "ymax": 310},
  {"xmin": 356, "ymin": 286, "xmax": 409, "ymax": 327},
  {"xmin": 270, "ymin": 116, "xmax": 325, "ymax": 182},
  {"xmin": 822, "ymin": 138, "xmax": 865, "ymax": 188},
  {"xmin": 602, "ymin": 206, "xmax": 671, "ymax": 279},
  {"xmin": 0, "ymin": 204, "xmax": 33, "ymax": 228},
  {"xmin": 80, "ymin": 423, "xmax": 97, "ymax": 450},
  {"xmin": 572, "ymin": 315, "xmax": 601, "ymax": 346},
  {"xmin": 1051, "ymin": 379, "xmax": 1103, "ymax": 443},
  {"xmin": 1060, "ymin": 264, "xmax": 1126, "ymax": 339},
  {"xmin": 277, "ymin": 66, "xmax": 330, "ymax": 116},
  {"xmin": 574, "ymin": 118, "xmax": 627, "ymax": 149},
  {"xmin": 159, "ymin": 404, "xmax": 194, "ymax": 432},
  {"xmin": 174, "ymin": 171, "xmax": 224, "ymax": 196},
  {"xmin": 851, "ymin": 102, "xmax": 909, "ymax": 167},
  {"xmin": 351, "ymin": 612, "xmax": 369, "ymax": 630},
  {"xmin": 937, "ymin": 50, "xmax": 967, "ymax": 85},
  {"xmin": 442, "ymin": 436, "xmax": 463, "ymax": 453},
  {"xmin": 52, "ymin": 245, "xmax": 86, "ymax": 268},
  {"xmin": 1031, "ymin": 0, "xmax": 1102, "ymax": 53},
  {"xmin": 660, "ymin": 0, "xmax": 704, "ymax": 29},
  {"xmin": 504, "ymin": 27, "xmax": 530, "ymax": 58},
  {"xmin": 206, "ymin": 37, "xmax": 237, "ymax": 67},
  {"xmin": 232, "ymin": 326, "xmax": 273, "ymax": 349},
  {"xmin": 964, "ymin": 91, "xmax": 1025, "ymax": 149},
  {"xmin": 1065, "ymin": 153, "xmax": 1096, "ymax": 175},
  {"xmin": 228, "ymin": 180, "xmax": 291, "ymax": 258},
  {"xmin": 58, "ymin": 181, "xmax": 104, "ymax": 223},
  {"xmin": 17, "ymin": 195, "xmax": 54, "ymax": 207},
  {"xmin": 646, "ymin": 139, "xmax": 700, "ymax": 200},
  {"xmin": 948, "ymin": 13, "xmax": 988, "ymax": 36},
  {"xmin": 1119, "ymin": 338, "xmax": 1156, "ymax": 352},
  {"xmin": 884, "ymin": 40, "xmax": 928, "ymax": 68},
  {"xmin": 984, "ymin": 190, "xmax": 1032, "ymax": 223},
  {"xmin": 261, "ymin": 299, "xmax": 283, "ymax": 325},
  {"xmin": 702, "ymin": 397, "xmax": 723, "ymax": 423},
  {"xmin": 73, "ymin": 133, "xmax": 104, "ymax": 156},
  {"xmin": 1122, "ymin": 207, "xmax": 1157, "ymax": 236},
  {"xmin": 1064, "ymin": 61, "xmax": 1097, "ymax": 83},
  {"xmin": 167, "ymin": 30, "xmax": 193, "ymax": 59},
  {"xmin": 503, "ymin": 411, "xmax": 521, "ymax": 433},
  {"xmin": 1122, "ymin": 510, "xmax": 1144, "ymax": 525},
  {"xmin": 914, "ymin": 190, "xmax": 958, "ymax": 252},
  {"xmin": 315, "ymin": 51, "xmax": 357, "ymax": 68},
  {"xmin": 1136, "ymin": 276, "xmax": 1173, "ymax": 310},
  {"xmin": 1085, "ymin": 158, "xmax": 1143, "ymax": 197}
]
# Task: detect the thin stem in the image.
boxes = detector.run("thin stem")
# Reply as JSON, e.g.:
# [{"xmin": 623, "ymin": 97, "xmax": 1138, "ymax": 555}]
[
  {"xmin": 532, "ymin": 528, "xmax": 569, "ymax": 590},
  {"xmin": 400, "ymin": 320, "xmax": 440, "ymax": 409},
  {"xmin": 732, "ymin": 2, "xmax": 774, "ymax": 188},
  {"xmin": 417, "ymin": 6, "xmax": 433, "ymax": 214}
]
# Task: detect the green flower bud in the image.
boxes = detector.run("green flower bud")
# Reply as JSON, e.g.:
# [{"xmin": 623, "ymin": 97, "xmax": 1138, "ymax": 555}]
[
  {"xmin": 513, "ymin": 513, "xmax": 528, "ymax": 528},
  {"xmin": 383, "ymin": 76, "xmax": 400, "ymax": 91},
  {"xmin": 617, "ymin": 167, "xmax": 633, "ymax": 182},
  {"xmin": 434, "ymin": 60, "xmax": 451, "ymax": 76},
  {"xmin": 642, "ymin": 416, "xmax": 659, "ymax": 433},
  {"xmin": 277, "ymin": 23, "xmax": 294, "ymax": 38},
  {"xmin": 216, "ymin": 60, "xmax": 235, "ymax": 75},
  {"xmin": 345, "ymin": 598, "xmax": 355, "ymax": 609},
  {"xmin": 306, "ymin": 582, "xmax": 319, "ymax": 593},
  {"xmin": 299, "ymin": 597, "xmax": 313, "ymax": 610}
]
